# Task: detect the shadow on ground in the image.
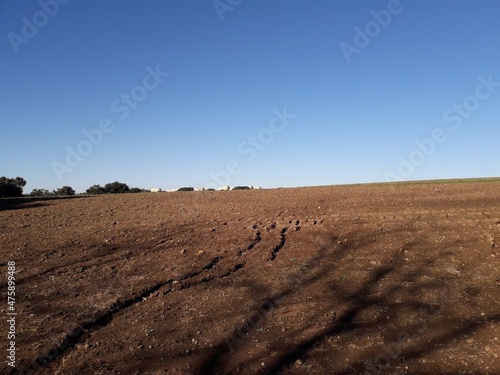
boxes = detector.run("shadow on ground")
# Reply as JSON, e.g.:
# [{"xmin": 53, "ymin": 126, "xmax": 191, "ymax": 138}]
[
  {"xmin": 194, "ymin": 229, "xmax": 498, "ymax": 375},
  {"xmin": 0, "ymin": 196, "xmax": 90, "ymax": 211}
]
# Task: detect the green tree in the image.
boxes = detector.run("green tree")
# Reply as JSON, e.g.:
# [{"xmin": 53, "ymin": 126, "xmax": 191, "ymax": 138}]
[
  {"xmin": 86, "ymin": 185, "xmax": 106, "ymax": 194},
  {"xmin": 54, "ymin": 186, "xmax": 75, "ymax": 196},
  {"xmin": 130, "ymin": 187, "xmax": 145, "ymax": 193},
  {"xmin": 14, "ymin": 177, "xmax": 27, "ymax": 188},
  {"xmin": 29, "ymin": 188, "xmax": 52, "ymax": 197},
  {"xmin": 104, "ymin": 181, "xmax": 130, "ymax": 194},
  {"xmin": 86, "ymin": 182, "xmax": 132, "ymax": 194},
  {"xmin": 0, "ymin": 176, "xmax": 26, "ymax": 197}
]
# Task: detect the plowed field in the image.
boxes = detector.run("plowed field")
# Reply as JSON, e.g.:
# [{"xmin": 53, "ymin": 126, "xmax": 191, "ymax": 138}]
[{"xmin": 1, "ymin": 181, "xmax": 499, "ymax": 374}]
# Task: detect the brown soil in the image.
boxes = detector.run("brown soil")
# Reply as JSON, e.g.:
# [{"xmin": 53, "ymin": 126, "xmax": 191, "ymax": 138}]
[{"xmin": 1, "ymin": 181, "xmax": 500, "ymax": 375}]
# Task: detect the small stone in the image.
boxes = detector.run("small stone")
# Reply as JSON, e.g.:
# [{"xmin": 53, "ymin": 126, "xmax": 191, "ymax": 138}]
[
  {"xmin": 466, "ymin": 338, "xmax": 473, "ymax": 344},
  {"xmin": 294, "ymin": 359, "xmax": 304, "ymax": 366},
  {"xmin": 181, "ymin": 249, "xmax": 187, "ymax": 254},
  {"xmin": 485, "ymin": 346, "xmax": 492, "ymax": 352},
  {"xmin": 197, "ymin": 250, "xmax": 204, "ymax": 255}
]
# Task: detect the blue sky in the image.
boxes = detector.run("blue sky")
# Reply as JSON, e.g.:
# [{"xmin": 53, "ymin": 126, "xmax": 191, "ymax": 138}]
[{"xmin": 1, "ymin": 0, "xmax": 499, "ymax": 193}]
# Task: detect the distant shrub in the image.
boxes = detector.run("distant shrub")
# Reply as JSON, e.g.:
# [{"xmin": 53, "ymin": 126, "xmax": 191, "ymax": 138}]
[
  {"xmin": 232, "ymin": 186, "xmax": 251, "ymax": 190},
  {"xmin": 177, "ymin": 187, "xmax": 194, "ymax": 192},
  {"xmin": 29, "ymin": 188, "xmax": 52, "ymax": 197},
  {"xmin": 129, "ymin": 187, "xmax": 145, "ymax": 193},
  {"xmin": 104, "ymin": 181, "xmax": 130, "ymax": 194},
  {"xmin": 206, "ymin": 188, "xmax": 216, "ymax": 191},
  {"xmin": 0, "ymin": 176, "xmax": 26, "ymax": 197},
  {"xmin": 86, "ymin": 182, "xmax": 131, "ymax": 194},
  {"xmin": 53, "ymin": 186, "xmax": 75, "ymax": 196},
  {"xmin": 86, "ymin": 185, "xmax": 106, "ymax": 194}
]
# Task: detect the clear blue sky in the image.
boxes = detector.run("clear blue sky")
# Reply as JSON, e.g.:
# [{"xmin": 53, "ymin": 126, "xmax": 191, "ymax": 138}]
[{"xmin": 1, "ymin": 0, "xmax": 499, "ymax": 193}]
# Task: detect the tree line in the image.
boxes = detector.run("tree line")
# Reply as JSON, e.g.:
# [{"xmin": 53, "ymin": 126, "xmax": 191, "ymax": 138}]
[{"xmin": 0, "ymin": 177, "xmax": 146, "ymax": 198}]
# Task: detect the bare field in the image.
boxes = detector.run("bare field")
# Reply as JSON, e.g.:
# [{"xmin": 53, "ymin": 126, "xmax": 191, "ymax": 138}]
[{"xmin": 1, "ymin": 181, "xmax": 500, "ymax": 374}]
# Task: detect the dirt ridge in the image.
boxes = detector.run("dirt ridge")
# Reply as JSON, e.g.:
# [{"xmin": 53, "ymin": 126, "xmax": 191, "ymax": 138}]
[{"xmin": 270, "ymin": 226, "xmax": 288, "ymax": 261}]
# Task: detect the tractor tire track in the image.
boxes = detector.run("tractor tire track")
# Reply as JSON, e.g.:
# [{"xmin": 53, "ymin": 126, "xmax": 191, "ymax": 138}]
[
  {"xmin": 20, "ymin": 221, "xmax": 291, "ymax": 374},
  {"xmin": 18, "ymin": 256, "xmax": 222, "ymax": 375},
  {"xmin": 238, "ymin": 226, "xmax": 262, "ymax": 256},
  {"xmin": 270, "ymin": 226, "xmax": 288, "ymax": 261}
]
